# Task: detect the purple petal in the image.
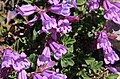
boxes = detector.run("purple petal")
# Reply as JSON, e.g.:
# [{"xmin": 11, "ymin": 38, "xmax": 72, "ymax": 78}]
[
  {"xmin": 37, "ymin": 46, "xmax": 51, "ymax": 66},
  {"xmin": 49, "ymin": 40, "xmax": 67, "ymax": 60},
  {"xmin": 48, "ymin": 3, "xmax": 73, "ymax": 16},
  {"xmin": 86, "ymin": 0, "xmax": 100, "ymax": 12},
  {"xmin": 103, "ymin": 0, "xmax": 120, "ymax": 24},
  {"xmin": 105, "ymin": 65, "xmax": 118, "ymax": 73},
  {"xmin": 17, "ymin": 70, "xmax": 27, "ymax": 79},
  {"xmin": 40, "ymin": 12, "xmax": 57, "ymax": 32},
  {"xmin": 16, "ymin": 4, "xmax": 37, "ymax": 16},
  {"xmin": 7, "ymin": 11, "xmax": 17, "ymax": 24}
]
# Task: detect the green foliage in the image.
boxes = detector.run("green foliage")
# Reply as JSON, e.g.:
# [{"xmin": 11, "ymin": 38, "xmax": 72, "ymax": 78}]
[
  {"xmin": 60, "ymin": 34, "xmax": 76, "ymax": 53},
  {"xmin": 28, "ymin": 53, "xmax": 38, "ymax": 70},
  {"xmin": 61, "ymin": 54, "xmax": 75, "ymax": 67},
  {"xmin": 106, "ymin": 74, "xmax": 119, "ymax": 79}
]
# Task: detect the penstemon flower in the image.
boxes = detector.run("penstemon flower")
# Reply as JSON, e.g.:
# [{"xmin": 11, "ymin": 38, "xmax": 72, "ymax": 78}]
[
  {"xmin": 0, "ymin": 48, "xmax": 30, "ymax": 79},
  {"xmin": 48, "ymin": 39, "xmax": 67, "ymax": 60},
  {"xmin": 103, "ymin": 0, "xmax": 120, "ymax": 24},
  {"xmin": 37, "ymin": 46, "xmax": 51, "ymax": 66},
  {"xmin": 41, "ymin": 69, "xmax": 67, "ymax": 79},
  {"xmin": 16, "ymin": 4, "xmax": 38, "ymax": 16},
  {"xmin": 40, "ymin": 12, "xmax": 57, "ymax": 33},
  {"xmin": 97, "ymin": 31, "xmax": 112, "ymax": 49},
  {"xmin": 86, "ymin": 0, "xmax": 100, "ymax": 12},
  {"xmin": 32, "ymin": 61, "xmax": 67, "ymax": 79},
  {"xmin": 97, "ymin": 32, "xmax": 119, "ymax": 64},
  {"xmin": 72, "ymin": 0, "xmax": 77, "ymax": 8},
  {"xmin": 105, "ymin": 65, "xmax": 119, "ymax": 73},
  {"xmin": 48, "ymin": 2, "xmax": 73, "ymax": 16},
  {"xmin": 57, "ymin": 19, "xmax": 72, "ymax": 34}
]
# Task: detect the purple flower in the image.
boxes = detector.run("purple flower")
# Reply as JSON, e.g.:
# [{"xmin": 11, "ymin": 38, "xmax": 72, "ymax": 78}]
[
  {"xmin": 48, "ymin": 3, "xmax": 73, "ymax": 16},
  {"xmin": 12, "ymin": 52, "xmax": 30, "ymax": 72},
  {"xmin": 17, "ymin": 70, "xmax": 27, "ymax": 79},
  {"xmin": 97, "ymin": 32, "xmax": 119, "ymax": 64},
  {"xmin": 103, "ymin": 46, "xmax": 119, "ymax": 64},
  {"xmin": 33, "ymin": 73, "xmax": 48, "ymax": 79},
  {"xmin": 40, "ymin": 12, "xmax": 57, "ymax": 32},
  {"xmin": 86, "ymin": 0, "xmax": 100, "ymax": 12},
  {"xmin": 42, "ymin": 70, "xmax": 67, "ymax": 79},
  {"xmin": 1, "ymin": 48, "xmax": 13, "ymax": 68},
  {"xmin": 37, "ymin": 46, "xmax": 51, "ymax": 66},
  {"xmin": 0, "ymin": 48, "xmax": 30, "ymax": 79},
  {"xmin": 7, "ymin": 11, "xmax": 17, "ymax": 24},
  {"xmin": 48, "ymin": 39, "xmax": 67, "ymax": 60},
  {"xmin": 97, "ymin": 32, "xmax": 111, "ymax": 49},
  {"xmin": 57, "ymin": 19, "xmax": 72, "ymax": 34},
  {"xmin": 72, "ymin": 0, "xmax": 77, "ymax": 8},
  {"xmin": 16, "ymin": 4, "xmax": 37, "ymax": 16},
  {"xmin": 48, "ymin": 0, "xmax": 60, "ymax": 5},
  {"xmin": 103, "ymin": 0, "xmax": 120, "ymax": 24},
  {"xmin": 105, "ymin": 65, "xmax": 118, "ymax": 73}
]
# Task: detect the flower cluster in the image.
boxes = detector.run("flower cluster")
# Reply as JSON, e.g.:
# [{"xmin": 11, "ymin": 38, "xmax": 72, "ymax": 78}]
[
  {"xmin": 0, "ymin": 48, "xmax": 30, "ymax": 79},
  {"xmin": 87, "ymin": 0, "xmax": 120, "ymax": 74},
  {"xmin": 87, "ymin": 0, "xmax": 120, "ymax": 25},
  {"xmin": 97, "ymin": 31, "xmax": 119, "ymax": 64},
  {"xmin": 0, "ymin": 0, "xmax": 78, "ymax": 79}
]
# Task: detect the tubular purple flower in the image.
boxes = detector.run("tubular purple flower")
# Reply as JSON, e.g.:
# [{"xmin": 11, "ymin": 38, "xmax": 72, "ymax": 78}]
[
  {"xmin": 86, "ymin": 0, "xmax": 100, "ymax": 12},
  {"xmin": 1, "ymin": 48, "xmax": 14, "ymax": 68},
  {"xmin": 105, "ymin": 65, "xmax": 118, "ymax": 73},
  {"xmin": 42, "ymin": 70, "xmax": 67, "ymax": 79},
  {"xmin": 37, "ymin": 46, "xmax": 51, "ymax": 66},
  {"xmin": 48, "ymin": 3, "xmax": 73, "ymax": 16},
  {"xmin": 7, "ymin": 11, "xmax": 17, "ymax": 24},
  {"xmin": 103, "ymin": 46, "xmax": 119, "ymax": 64},
  {"xmin": 97, "ymin": 32, "xmax": 119, "ymax": 64},
  {"xmin": 12, "ymin": 52, "xmax": 30, "ymax": 72},
  {"xmin": 33, "ymin": 73, "xmax": 48, "ymax": 79},
  {"xmin": 17, "ymin": 70, "xmax": 27, "ymax": 79},
  {"xmin": 97, "ymin": 32, "xmax": 111, "ymax": 49},
  {"xmin": 72, "ymin": 0, "xmax": 77, "ymax": 8},
  {"xmin": 57, "ymin": 19, "xmax": 72, "ymax": 34},
  {"xmin": 40, "ymin": 12, "xmax": 57, "ymax": 32},
  {"xmin": 103, "ymin": 0, "xmax": 120, "ymax": 24},
  {"xmin": 16, "ymin": 4, "xmax": 37, "ymax": 16},
  {"xmin": 0, "ymin": 49, "xmax": 30, "ymax": 79},
  {"xmin": 48, "ymin": 39, "xmax": 67, "ymax": 60},
  {"xmin": 48, "ymin": 0, "xmax": 60, "ymax": 5}
]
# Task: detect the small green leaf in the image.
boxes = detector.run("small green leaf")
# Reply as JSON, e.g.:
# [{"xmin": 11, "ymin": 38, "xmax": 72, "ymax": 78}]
[
  {"xmin": 32, "ymin": 29, "xmax": 38, "ymax": 40},
  {"xmin": 85, "ymin": 58, "xmax": 95, "ymax": 65},
  {"xmin": 106, "ymin": 74, "xmax": 118, "ymax": 79}
]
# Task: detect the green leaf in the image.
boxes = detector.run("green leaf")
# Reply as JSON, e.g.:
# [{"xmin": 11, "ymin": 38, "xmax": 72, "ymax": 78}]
[
  {"xmin": 32, "ymin": 28, "xmax": 38, "ymax": 40},
  {"xmin": 85, "ymin": 58, "xmax": 95, "ymax": 65},
  {"xmin": 76, "ymin": 0, "xmax": 86, "ymax": 5},
  {"xmin": 61, "ymin": 56, "xmax": 75, "ymax": 67},
  {"xmin": 67, "ymin": 59, "xmax": 75, "ymax": 66},
  {"xmin": 24, "ymin": 0, "xmax": 33, "ymax": 3},
  {"xmin": 106, "ymin": 74, "xmax": 118, "ymax": 79},
  {"xmin": 28, "ymin": 53, "xmax": 38, "ymax": 63},
  {"xmin": 62, "ymin": 53, "xmax": 74, "ymax": 59}
]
